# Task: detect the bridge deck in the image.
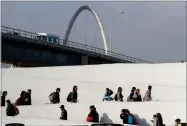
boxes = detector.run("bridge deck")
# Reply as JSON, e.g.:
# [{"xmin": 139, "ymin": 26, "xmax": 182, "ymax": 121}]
[{"xmin": 1, "ymin": 26, "xmax": 151, "ymax": 64}]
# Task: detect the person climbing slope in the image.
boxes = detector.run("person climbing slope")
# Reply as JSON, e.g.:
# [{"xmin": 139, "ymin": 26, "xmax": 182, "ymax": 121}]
[{"xmin": 49, "ymin": 88, "xmax": 60, "ymax": 104}]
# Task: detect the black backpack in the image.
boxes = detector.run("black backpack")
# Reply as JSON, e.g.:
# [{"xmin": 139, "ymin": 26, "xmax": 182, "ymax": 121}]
[
  {"xmin": 67, "ymin": 92, "xmax": 72, "ymax": 102},
  {"xmin": 49, "ymin": 92, "xmax": 55, "ymax": 102}
]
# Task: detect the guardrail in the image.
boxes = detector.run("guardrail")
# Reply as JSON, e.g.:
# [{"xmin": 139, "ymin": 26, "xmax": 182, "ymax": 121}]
[{"xmin": 1, "ymin": 26, "xmax": 151, "ymax": 63}]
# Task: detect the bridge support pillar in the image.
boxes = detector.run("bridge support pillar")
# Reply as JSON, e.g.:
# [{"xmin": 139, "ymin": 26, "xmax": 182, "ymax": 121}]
[{"xmin": 81, "ymin": 55, "xmax": 88, "ymax": 65}]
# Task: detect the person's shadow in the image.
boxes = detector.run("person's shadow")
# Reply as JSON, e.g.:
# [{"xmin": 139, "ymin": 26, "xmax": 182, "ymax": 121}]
[
  {"xmin": 134, "ymin": 114, "xmax": 151, "ymax": 126},
  {"xmin": 100, "ymin": 113, "xmax": 113, "ymax": 123}
]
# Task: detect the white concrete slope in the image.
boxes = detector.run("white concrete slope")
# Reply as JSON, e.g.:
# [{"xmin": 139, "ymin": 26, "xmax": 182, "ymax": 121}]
[{"xmin": 1, "ymin": 63, "xmax": 186, "ymax": 125}]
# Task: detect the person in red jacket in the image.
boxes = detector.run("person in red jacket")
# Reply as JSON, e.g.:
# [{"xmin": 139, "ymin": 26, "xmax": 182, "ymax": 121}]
[
  {"xmin": 86, "ymin": 105, "xmax": 99, "ymax": 123},
  {"xmin": 15, "ymin": 91, "xmax": 26, "ymax": 106}
]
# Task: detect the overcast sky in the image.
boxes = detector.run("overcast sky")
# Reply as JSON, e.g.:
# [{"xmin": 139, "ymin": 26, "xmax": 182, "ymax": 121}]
[{"xmin": 1, "ymin": 1, "xmax": 186, "ymax": 63}]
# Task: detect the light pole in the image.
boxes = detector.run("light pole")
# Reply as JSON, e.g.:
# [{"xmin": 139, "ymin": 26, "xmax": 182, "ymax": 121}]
[
  {"xmin": 110, "ymin": 20, "xmax": 112, "ymax": 52},
  {"xmin": 110, "ymin": 12, "xmax": 124, "ymax": 52}
]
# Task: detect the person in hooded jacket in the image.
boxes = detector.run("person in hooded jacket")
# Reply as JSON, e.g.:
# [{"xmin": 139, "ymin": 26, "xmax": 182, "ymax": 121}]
[
  {"xmin": 134, "ymin": 89, "xmax": 142, "ymax": 102},
  {"xmin": 86, "ymin": 105, "xmax": 99, "ymax": 123},
  {"xmin": 103, "ymin": 88, "xmax": 113, "ymax": 101},
  {"xmin": 59, "ymin": 105, "xmax": 67, "ymax": 120},
  {"xmin": 25, "ymin": 89, "xmax": 32, "ymax": 105},
  {"xmin": 120, "ymin": 109, "xmax": 129, "ymax": 124},
  {"xmin": 1, "ymin": 91, "xmax": 8, "ymax": 106},
  {"xmin": 6, "ymin": 100, "xmax": 16, "ymax": 116},
  {"xmin": 114, "ymin": 87, "xmax": 124, "ymax": 102},
  {"xmin": 71, "ymin": 86, "xmax": 78, "ymax": 103},
  {"xmin": 15, "ymin": 91, "xmax": 26, "ymax": 106}
]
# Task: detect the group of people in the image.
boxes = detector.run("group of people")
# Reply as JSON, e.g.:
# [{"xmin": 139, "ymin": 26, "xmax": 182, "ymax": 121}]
[
  {"xmin": 103, "ymin": 85, "xmax": 152, "ymax": 102},
  {"xmin": 49, "ymin": 85, "xmax": 78, "ymax": 104},
  {"xmin": 1, "ymin": 85, "xmax": 185, "ymax": 126},
  {"xmin": 1, "ymin": 89, "xmax": 32, "ymax": 116},
  {"xmin": 15, "ymin": 89, "xmax": 32, "ymax": 106},
  {"xmin": 151, "ymin": 113, "xmax": 165, "ymax": 126}
]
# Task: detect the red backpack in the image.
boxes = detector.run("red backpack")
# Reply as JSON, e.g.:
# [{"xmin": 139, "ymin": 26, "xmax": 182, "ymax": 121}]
[{"xmin": 86, "ymin": 116, "xmax": 93, "ymax": 122}]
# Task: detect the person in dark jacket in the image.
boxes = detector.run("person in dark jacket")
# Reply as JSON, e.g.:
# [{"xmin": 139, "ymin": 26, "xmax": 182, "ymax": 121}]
[
  {"xmin": 103, "ymin": 88, "xmax": 114, "ymax": 101},
  {"xmin": 71, "ymin": 86, "xmax": 78, "ymax": 103},
  {"xmin": 130, "ymin": 87, "xmax": 137, "ymax": 100},
  {"xmin": 1, "ymin": 91, "xmax": 8, "ymax": 106},
  {"xmin": 114, "ymin": 87, "xmax": 124, "ymax": 102},
  {"xmin": 25, "ymin": 89, "xmax": 32, "ymax": 105},
  {"xmin": 134, "ymin": 89, "xmax": 142, "ymax": 102},
  {"xmin": 59, "ymin": 105, "xmax": 67, "ymax": 120},
  {"xmin": 120, "ymin": 109, "xmax": 129, "ymax": 124},
  {"xmin": 51, "ymin": 88, "xmax": 60, "ymax": 104},
  {"xmin": 86, "ymin": 105, "xmax": 99, "ymax": 123},
  {"xmin": 6, "ymin": 100, "xmax": 16, "ymax": 116},
  {"xmin": 156, "ymin": 113, "xmax": 165, "ymax": 126},
  {"xmin": 15, "ymin": 91, "xmax": 26, "ymax": 106}
]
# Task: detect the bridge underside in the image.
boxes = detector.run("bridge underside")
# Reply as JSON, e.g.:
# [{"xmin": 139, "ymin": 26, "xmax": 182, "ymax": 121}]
[{"xmin": 2, "ymin": 34, "xmax": 133, "ymax": 67}]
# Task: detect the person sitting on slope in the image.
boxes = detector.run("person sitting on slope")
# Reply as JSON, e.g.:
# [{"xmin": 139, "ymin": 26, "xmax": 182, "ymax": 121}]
[
  {"xmin": 143, "ymin": 91, "xmax": 152, "ymax": 101},
  {"xmin": 103, "ymin": 88, "xmax": 114, "ymax": 101},
  {"xmin": 144, "ymin": 85, "xmax": 152, "ymax": 98},
  {"xmin": 1, "ymin": 91, "xmax": 8, "ymax": 106},
  {"xmin": 174, "ymin": 118, "xmax": 181, "ymax": 126},
  {"xmin": 59, "ymin": 105, "xmax": 67, "ymax": 120},
  {"xmin": 49, "ymin": 88, "xmax": 60, "ymax": 104},
  {"xmin": 120, "ymin": 109, "xmax": 135, "ymax": 125},
  {"xmin": 134, "ymin": 88, "xmax": 142, "ymax": 102},
  {"xmin": 6, "ymin": 100, "xmax": 19, "ymax": 116},
  {"xmin": 155, "ymin": 113, "xmax": 165, "ymax": 126},
  {"xmin": 25, "ymin": 89, "xmax": 32, "ymax": 105},
  {"xmin": 15, "ymin": 91, "xmax": 26, "ymax": 106},
  {"xmin": 86, "ymin": 105, "xmax": 99, "ymax": 123},
  {"xmin": 114, "ymin": 87, "xmax": 124, "ymax": 102},
  {"xmin": 127, "ymin": 87, "xmax": 137, "ymax": 101}
]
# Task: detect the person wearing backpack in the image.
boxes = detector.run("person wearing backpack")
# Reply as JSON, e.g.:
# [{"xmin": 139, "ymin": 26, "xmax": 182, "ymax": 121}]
[
  {"xmin": 49, "ymin": 88, "xmax": 60, "ymax": 104},
  {"xmin": 120, "ymin": 109, "xmax": 129, "ymax": 124},
  {"xmin": 67, "ymin": 86, "xmax": 78, "ymax": 103},
  {"xmin": 6, "ymin": 100, "xmax": 19, "ymax": 116},
  {"xmin": 86, "ymin": 105, "xmax": 99, "ymax": 123},
  {"xmin": 120, "ymin": 109, "xmax": 135, "ymax": 125}
]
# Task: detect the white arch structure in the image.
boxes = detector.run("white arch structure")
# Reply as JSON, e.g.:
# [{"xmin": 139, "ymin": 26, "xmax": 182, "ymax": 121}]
[{"xmin": 64, "ymin": 5, "xmax": 109, "ymax": 55}]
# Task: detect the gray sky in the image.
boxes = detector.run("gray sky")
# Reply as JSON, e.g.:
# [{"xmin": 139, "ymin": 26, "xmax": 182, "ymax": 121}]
[{"xmin": 1, "ymin": 1, "xmax": 186, "ymax": 63}]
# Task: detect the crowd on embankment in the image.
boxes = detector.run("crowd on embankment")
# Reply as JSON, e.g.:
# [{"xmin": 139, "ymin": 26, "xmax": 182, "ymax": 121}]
[{"xmin": 1, "ymin": 85, "xmax": 186, "ymax": 126}]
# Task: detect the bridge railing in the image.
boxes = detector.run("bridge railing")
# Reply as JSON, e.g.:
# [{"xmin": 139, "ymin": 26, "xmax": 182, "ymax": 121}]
[{"xmin": 1, "ymin": 26, "xmax": 151, "ymax": 63}]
